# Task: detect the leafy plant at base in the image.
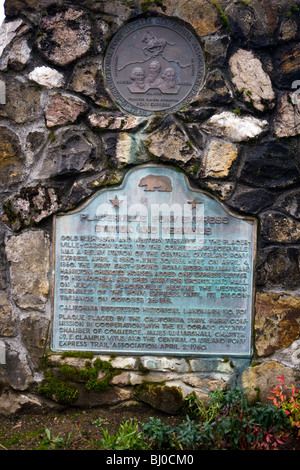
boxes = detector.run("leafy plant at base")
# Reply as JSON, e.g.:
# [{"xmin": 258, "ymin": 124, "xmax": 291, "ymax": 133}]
[
  {"xmin": 142, "ymin": 417, "xmax": 174, "ymax": 449},
  {"xmin": 182, "ymin": 392, "xmax": 220, "ymax": 422},
  {"xmin": 201, "ymin": 387, "xmax": 291, "ymax": 450},
  {"xmin": 38, "ymin": 428, "xmax": 72, "ymax": 450},
  {"xmin": 100, "ymin": 419, "xmax": 149, "ymax": 450},
  {"xmin": 169, "ymin": 416, "xmax": 202, "ymax": 450},
  {"xmin": 100, "ymin": 386, "xmax": 292, "ymax": 451},
  {"xmin": 143, "ymin": 387, "xmax": 291, "ymax": 450},
  {"xmin": 268, "ymin": 374, "xmax": 300, "ymax": 437}
]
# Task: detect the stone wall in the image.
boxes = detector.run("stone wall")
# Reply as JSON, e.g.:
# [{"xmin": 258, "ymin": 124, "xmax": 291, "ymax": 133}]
[{"xmin": 1, "ymin": 0, "xmax": 300, "ymax": 415}]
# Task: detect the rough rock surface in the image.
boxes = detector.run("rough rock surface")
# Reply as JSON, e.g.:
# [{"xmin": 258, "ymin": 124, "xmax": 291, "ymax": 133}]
[
  {"xmin": 242, "ymin": 361, "xmax": 299, "ymax": 404},
  {"xmin": 202, "ymin": 112, "xmax": 268, "ymax": 142},
  {"xmin": 29, "ymin": 66, "xmax": 64, "ymax": 89},
  {"xmin": 0, "ymin": 0, "xmax": 300, "ymax": 415},
  {"xmin": 0, "ymin": 126, "xmax": 24, "ymax": 188},
  {"xmin": 36, "ymin": 9, "xmax": 92, "ymax": 66},
  {"xmin": 274, "ymin": 93, "xmax": 300, "ymax": 137},
  {"xmin": 229, "ymin": 49, "xmax": 275, "ymax": 111},
  {"xmin": 45, "ymin": 94, "xmax": 86, "ymax": 127},
  {"xmin": 202, "ymin": 140, "xmax": 238, "ymax": 178},
  {"xmin": 5, "ymin": 231, "xmax": 50, "ymax": 311},
  {"xmin": 255, "ymin": 293, "xmax": 300, "ymax": 357}
]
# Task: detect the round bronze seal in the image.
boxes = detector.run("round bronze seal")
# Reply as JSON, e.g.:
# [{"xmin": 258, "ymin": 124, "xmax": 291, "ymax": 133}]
[{"xmin": 104, "ymin": 18, "xmax": 205, "ymax": 116}]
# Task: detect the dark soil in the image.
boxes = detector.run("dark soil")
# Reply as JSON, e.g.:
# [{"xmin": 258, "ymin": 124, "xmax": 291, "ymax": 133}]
[
  {"xmin": 0, "ymin": 403, "xmax": 300, "ymax": 451},
  {"xmin": 0, "ymin": 403, "xmax": 183, "ymax": 451}
]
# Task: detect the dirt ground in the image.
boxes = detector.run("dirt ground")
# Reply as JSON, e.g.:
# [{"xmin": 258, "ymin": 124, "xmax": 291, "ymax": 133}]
[
  {"xmin": 1, "ymin": 402, "xmax": 300, "ymax": 451},
  {"xmin": 0, "ymin": 403, "xmax": 183, "ymax": 451}
]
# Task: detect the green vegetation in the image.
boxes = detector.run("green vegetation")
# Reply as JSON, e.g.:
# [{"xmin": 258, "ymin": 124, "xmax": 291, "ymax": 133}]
[
  {"xmin": 2, "ymin": 380, "xmax": 300, "ymax": 450},
  {"xmin": 38, "ymin": 371, "xmax": 79, "ymax": 404},
  {"xmin": 212, "ymin": 1, "xmax": 231, "ymax": 32},
  {"xmin": 100, "ymin": 386, "xmax": 293, "ymax": 450},
  {"xmin": 101, "ymin": 419, "xmax": 149, "ymax": 450},
  {"xmin": 141, "ymin": 0, "xmax": 164, "ymax": 12},
  {"xmin": 38, "ymin": 356, "xmax": 121, "ymax": 403}
]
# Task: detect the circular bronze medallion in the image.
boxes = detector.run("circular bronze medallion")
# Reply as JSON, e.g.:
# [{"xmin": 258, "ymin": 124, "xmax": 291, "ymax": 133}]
[{"xmin": 104, "ymin": 18, "xmax": 205, "ymax": 116}]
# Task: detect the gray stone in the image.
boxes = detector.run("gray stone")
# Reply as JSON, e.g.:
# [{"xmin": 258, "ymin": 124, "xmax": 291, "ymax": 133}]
[
  {"xmin": 115, "ymin": 133, "xmax": 148, "ymax": 166},
  {"xmin": 227, "ymin": 187, "xmax": 274, "ymax": 214},
  {"xmin": 26, "ymin": 131, "xmax": 48, "ymax": 167},
  {"xmin": 0, "ymin": 79, "xmax": 5, "ymax": 104},
  {"xmin": 257, "ymin": 247, "xmax": 300, "ymax": 289},
  {"xmin": 255, "ymin": 293, "xmax": 300, "ymax": 357},
  {"xmin": 67, "ymin": 385, "xmax": 133, "ymax": 408},
  {"xmin": 69, "ymin": 59, "xmax": 115, "ymax": 108},
  {"xmin": 111, "ymin": 372, "xmax": 131, "ymax": 386},
  {"xmin": 202, "ymin": 32, "xmax": 230, "ymax": 67},
  {"xmin": 5, "ymin": 231, "xmax": 50, "ymax": 311},
  {"xmin": 0, "ymin": 340, "xmax": 6, "ymax": 365},
  {"xmin": 0, "ymin": 391, "xmax": 45, "ymax": 416},
  {"xmin": 28, "ymin": 66, "xmax": 64, "ymax": 89},
  {"xmin": 36, "ymin": 8, "xmax": 91, "ymax": 67},
  {"xmin": 260, "ymin": 211, "xmax": 300, "ymax": 243},
  {"xmin": 189, "ymin": 358, "xmax": 235, "ymax": 374},
  {"xmin": 3, "ymin": 185, "xmax": 61, "ymax": 231},
  {"xmin": 229, "ymin": 49, "xmax": 275, "ymax": 111},
  {"xmin": 128, "ymin": 371, "xmax": 181, "ymax": 386},
  {"xmin": 272, "ymin": 339, "xmax": 300, "ymax": 372},
  {"xmin": 0, "ymin": 23, "xmax": 31, "ymax": 71},
  {"xmin": 21, "ymin": 316, "xmax": 50, "ymax": 367},
  {"xmin": 38, "ymin": 127, "xmax": 102, "ymax": 179},
  {"xmin": 140, "ymin": 356, "xmax": 190, "ymax": 373},
  {"xmin": 0, "ymin": 291, "xmax": 16, "ymax": 337},
  {"xmin": 201, "ymin": 140, "xmax": 238, "ymax": 178},
  {"xmin": 0, "ymin": 340, "xmax": 5, "ymax": 364},
  {"xmin": 275, "ymin": 189, "xmax": 300, "ymax": 219},
  {"xmin": 88, "ymin": 114, "xmax": 145, "ymax": 132},
  {"xmin": 226, "ymin": 0, "xmax": 293, "ymax": 47},
  {"xmin": 0, "ymin": 77, "xmax": 41, "ymax": 123},
  {"xmin": 204, "ymin": 182, "xmax": 235, "ymax": 201},
  {"xmin": 136, "ymin": 383, "xmax": 183, "ymax": 414},
  {"xmin": 45, "ymin": 93, "xmax": 86, "ymax": 128},
  {"xmin": 274, "ymin": 93, "xmax": 300, "ymax": 138},
  {"xmin": 0, "ymin": 126, "xmax": 24, "ymax": 188},
  {"xmin": 145, "ymin": 120, "xmax": 198, "ymax": 164},
  {"xmin": 109, "ymin": 356, "xmax": 138, "ymax": 370},
  {"xmin": 0, "ymin": 343, "xmax": 34, "ymax": 391},
  {"xmin": 239, "ymin": 140, "xmax": 300, "ymax": 189},
  {"xmin": 4, "ymin": 0, "xmax": 54, "ymax": 18},
  {"xmin": 202, "ymin": 112, "xmax": 268, "ymax": 142},
  {"xmin": 279, "ymin": 17, "xmax": 298, "ymax": 41},
  {"xmin": 101, "ymin": 132, "xmax": 148, "ymax": 167},
  {"xmin": 242, "ymin": 361, "xmax": 299, "ymax": 403},
  {"xmin": 0, "ymin": 19, "xmax": 23, "ymax": 57},
  {"xmin": 182, "ymin": 375, "xmax": 227, "ymax": 393}
]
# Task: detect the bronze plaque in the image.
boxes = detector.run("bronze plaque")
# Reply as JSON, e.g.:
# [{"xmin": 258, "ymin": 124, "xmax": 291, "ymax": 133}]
[
  {"xmin": 51, "ymin": 165, "xmax": 256, "ymax": 357},
  {"xmin": 104, "ymin": 18, "xmax": 205, "ymax": 116}
]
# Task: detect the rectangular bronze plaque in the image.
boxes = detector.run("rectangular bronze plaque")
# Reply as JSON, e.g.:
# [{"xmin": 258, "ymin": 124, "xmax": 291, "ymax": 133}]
[{"xmin": 51, "ymin": 165, "xmax": 256, "ymax": 357}]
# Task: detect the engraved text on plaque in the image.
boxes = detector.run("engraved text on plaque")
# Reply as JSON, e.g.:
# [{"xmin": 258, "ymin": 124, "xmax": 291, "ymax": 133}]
[{"xmin": 52, "ymin": 165, "xmax": 256, "ymax": 357}]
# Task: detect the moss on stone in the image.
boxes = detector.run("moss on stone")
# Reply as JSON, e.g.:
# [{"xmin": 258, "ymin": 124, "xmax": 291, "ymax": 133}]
[
  {"xmin": 38, "ymin": 371, "xmax": 79, "ymax": 404},
  {"xmin": 61, "ymin": 351, "xmax": 94, "ymax": 360},
  {"xmin": 212, "ymin": 1, "xmax": 231, "ymax": 32},
  {"xmin": 135, "ymin": 382, "xmax": 184, "ymax": 414},
  {"xmin": 141, "ymin": 0, "xmax": 164, "ymax": 12},
  {"xmin": 39, "ymin": 356, "xmax": 122, "ymax": 402}
]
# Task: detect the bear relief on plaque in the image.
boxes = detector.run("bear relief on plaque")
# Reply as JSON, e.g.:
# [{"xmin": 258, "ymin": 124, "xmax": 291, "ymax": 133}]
[{"xmin": 104, "ymin": 18, "xmax": 205, "ymax": 116}]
